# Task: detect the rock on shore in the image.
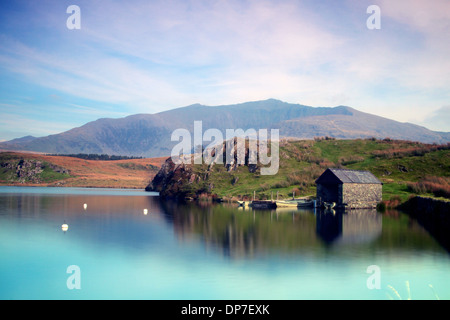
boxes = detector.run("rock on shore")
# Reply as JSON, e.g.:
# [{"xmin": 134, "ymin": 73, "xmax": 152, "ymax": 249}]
[{"xmin": 145, "ymin": 137, "xmax": 262, "ymax": 199}]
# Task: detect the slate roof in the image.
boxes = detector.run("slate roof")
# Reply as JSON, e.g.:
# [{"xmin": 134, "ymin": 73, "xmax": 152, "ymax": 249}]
[{"xmin": 316, "ymin": 168, "xmax": 382, "ymax": 184}]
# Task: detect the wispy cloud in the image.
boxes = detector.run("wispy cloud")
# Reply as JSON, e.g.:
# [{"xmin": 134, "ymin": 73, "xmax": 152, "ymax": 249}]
[
  {"xmin": 0, "ymin": 113, "xmax": 73, "ymax": 140},
  {"xmin": 0, "ymin": 0, "xmax": 449, "ymax": 139},
  {"xmin": 420, "ymin": 105, "xmax": 450, "ymax": 132},
  {"xmin": 0, "ymin": 35, "xmax": 188, "ymax": 112}
]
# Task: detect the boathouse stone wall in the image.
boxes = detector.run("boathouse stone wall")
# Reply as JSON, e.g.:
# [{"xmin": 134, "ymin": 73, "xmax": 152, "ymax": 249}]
[
  {"xmin": 342, "ymin": 183, "xmax": 382, "ymax": 209},
  {"xmin": 317, "ymin": 183, "xmax": 382, "ymax": 209}
]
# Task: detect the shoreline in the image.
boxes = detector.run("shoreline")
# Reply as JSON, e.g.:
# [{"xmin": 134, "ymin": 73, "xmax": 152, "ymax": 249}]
[
  {"xmin": 0, "ymin": 182, "xmax": 146, "ymax": 189},
  {"xmin": 398, "ymin": 196, "xmax": 450, "ymax": 252}
]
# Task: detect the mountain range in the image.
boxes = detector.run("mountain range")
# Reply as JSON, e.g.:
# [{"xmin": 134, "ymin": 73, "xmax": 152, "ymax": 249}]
[{"xmin": 1, "ymin": 99, "xmax": 449, "ymax": 157}]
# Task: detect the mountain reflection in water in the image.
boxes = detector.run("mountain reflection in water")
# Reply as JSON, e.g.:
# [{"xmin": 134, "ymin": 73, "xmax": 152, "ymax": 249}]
[
  {"xmin": 316, "ymin": 209, "xmax": 382, "ymax": 246},
  {"xmin": 1, "ymin": 188, "xmax": 449, "ymax": 300},
  {"xmin": 159, "ymin": 201, "xmax": 390, "ymax": 258},
  {"xmin": 1, "ymin": 189, "xmax": 444, "ymax": 259}
]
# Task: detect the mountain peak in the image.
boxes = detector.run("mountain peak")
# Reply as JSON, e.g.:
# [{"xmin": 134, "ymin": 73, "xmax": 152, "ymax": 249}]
[
  {"xmin": 3, "ymin": 135, "xmax": 37, "ymax": 144},
  {"xmin": 0, "ymin": 100, "xmax": 448, "ymax": 157}
]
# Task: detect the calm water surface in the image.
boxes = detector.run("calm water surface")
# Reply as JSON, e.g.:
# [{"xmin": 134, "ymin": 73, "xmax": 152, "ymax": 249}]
[{"xmin": 0, "ymin": 186, "xmax": 449, "ymax": 300}]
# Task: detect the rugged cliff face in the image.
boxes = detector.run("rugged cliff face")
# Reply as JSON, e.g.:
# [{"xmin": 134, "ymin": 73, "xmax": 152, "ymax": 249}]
[
  {"xmin": 145, "ymin": 138, "xmax": 261, "ymax": 199},
  {"xmin": 145, "ymin": 157, "xmax": 196, "ymax": 198}
]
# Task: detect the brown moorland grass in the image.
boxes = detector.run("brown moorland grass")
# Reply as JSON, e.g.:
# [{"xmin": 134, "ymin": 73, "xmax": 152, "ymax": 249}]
[
  {"xmin": 407, "ymin": 176, "xmax": 450, "ymax": 199},
  {"xmin": 0, "ymin": 152, "xmax": 166, "ymax": 189}
]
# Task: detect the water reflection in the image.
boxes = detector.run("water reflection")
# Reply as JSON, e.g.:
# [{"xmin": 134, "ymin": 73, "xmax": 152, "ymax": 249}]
[
  {"xmin": 159, "ymin": 201, "xmax": 389, "ymax": 258},
  {"xmin": 1, "ymin": 188, "xmax": 449, "ymax": 300},
  {"xmin": 316, "ymin": 209, "xmax": 382, "ymax": 246},
  {"xmin": 159, "ymin": 200, "xmax": 316, "ymax": 258},
  {"xmin": 0, "ymin": 190, "xmax": 446, "ymax": 259},
  {"xmin": 0, "ymin": 192, "xmax": 166, "ymax": 252}
]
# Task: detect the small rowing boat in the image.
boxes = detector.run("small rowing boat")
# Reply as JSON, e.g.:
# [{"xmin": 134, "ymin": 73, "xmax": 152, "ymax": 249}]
[
  {"xmin": 237, "ymin": 201, "xmax": 252, "ymax": 207},
  {"xmin": 324, "ymin": 202, "xmax": 336, "ymax": 210},
  {"xmin": 276, "ymin": 199, "xmax": 314, "ymax": 208}
]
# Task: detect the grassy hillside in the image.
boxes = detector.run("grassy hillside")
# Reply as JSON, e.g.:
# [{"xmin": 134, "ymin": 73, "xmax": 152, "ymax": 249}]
[
  {"xmin": 0, "ymin": 152, "xmax": 165, "ymax": 188},
  {"xmin": 182, "ymin": 138, "xmax": 449, "ymax": 202},
  {"xmin": 2, "ymin": 138, "xmax": 448, "ymax": 200}
]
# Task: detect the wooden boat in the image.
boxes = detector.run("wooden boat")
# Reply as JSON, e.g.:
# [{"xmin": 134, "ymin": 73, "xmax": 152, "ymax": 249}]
[
  {"xmin": 276, "ymin": 199, "xmax": 314, "ymax": 208},
  {"xmin": 251, "ymin": 200, "xmax": 277, "ymax": 209},
  {"xmin": 323, "ymin": 202, "xmax": 336, "ymax": 210},
  {"xmin": 297, "ymin": 199, "xmax": 314, "ymax": 208},
  {"xmin": 275, "ymin": 200, "xmax": 299, "ymax": 207}
]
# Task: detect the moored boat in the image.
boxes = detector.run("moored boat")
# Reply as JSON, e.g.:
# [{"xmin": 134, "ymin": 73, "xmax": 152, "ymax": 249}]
[
  {"xmin": 276, "ymin": 199, "xmax": 314, "ymax": 208},
  {"xmin": 323, "ymin": 202, "xmax": 336, "ymax": 210},
  {"xmin": 252, "ymin": 200, "xmax": 277, "ymax": 209},
  {"xmin": 297, "ymin": 199, "xmax": 314, "ymax": 208},
  {"xmin": 275, "ymin": 200, "xmax": 299, "ymax": 207}
]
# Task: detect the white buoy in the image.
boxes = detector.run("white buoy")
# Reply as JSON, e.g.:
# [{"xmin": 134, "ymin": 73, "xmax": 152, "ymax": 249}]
[
  {"xmin": 62, "ymin": 223, "xmax": 69, "ymax": 232},
  {"xmin": 143, "ymin": 209, "xmax": 148, "ymax": 215},
  {"xmin": 83, "ymin": 203, "xmax": 87, "ymax": 210}
]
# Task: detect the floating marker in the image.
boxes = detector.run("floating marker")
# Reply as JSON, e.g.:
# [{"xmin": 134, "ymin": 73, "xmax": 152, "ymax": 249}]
[
  {"xmin": 143, "ymin": 209, "xmax": 148, "ymax": 215},
  {"xmin": 62, "ymin": 223, "xmax": 69, "ymax": 232},
  {"xmin": 83, "ymin": 203, "xmax": 87, "ymax": 210}
]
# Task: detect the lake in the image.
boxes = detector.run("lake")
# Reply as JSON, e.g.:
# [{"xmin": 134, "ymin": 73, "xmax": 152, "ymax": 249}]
[{"xmin": 0, "ymin": 186, "xmax": 449, "ymax": 300}]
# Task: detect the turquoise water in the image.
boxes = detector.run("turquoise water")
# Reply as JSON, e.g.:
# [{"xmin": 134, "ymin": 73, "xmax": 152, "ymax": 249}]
[{"xmin": 0, "ymin": 186, "xmax": 449, "ymax": 300}]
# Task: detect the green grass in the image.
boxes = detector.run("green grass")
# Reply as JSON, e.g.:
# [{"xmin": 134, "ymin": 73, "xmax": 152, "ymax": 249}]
[
  {"xmin": 348, "ymin": 149, "xmax": 449, "ymax": 182},
  {"xmin": 40, "ymin": 165, "xmax": 71, "ymax": 182},
  {"xmin": 313, "ymin": 139, "xmax": 382, "ymax": 163},
  {"xmin": 381, "ymin": 183, "xmax": 415, "ymax": 202},
  {"xmin": 0, "ymin": 168, "xmax": 13, "ymax": 181},
  {"xmin": 116, "ymin": 162, "xmax": 158, "ymax": 171}
]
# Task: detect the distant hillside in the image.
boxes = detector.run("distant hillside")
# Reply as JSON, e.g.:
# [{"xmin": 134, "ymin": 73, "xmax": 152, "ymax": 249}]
[
  {"xmin": 277, "ymin": 107, "xmax": 447, "ymax": 142},
  {"xmin": 1, "ymin": 99, "xmax": 449, "ymax": 157},
  {"xmin": 0, "ymin": 135, "xmax": 37, "ymax": 150},
  {"xmin": 0, "ymin": 152, "xmax": 165, "ymax": 188},
  {"xmin": 147, "ymin": 138, "xmax": 450, "ymax": 202}
]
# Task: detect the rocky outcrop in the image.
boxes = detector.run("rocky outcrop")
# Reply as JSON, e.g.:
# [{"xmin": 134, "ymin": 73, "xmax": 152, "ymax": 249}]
[
  {"xmin": 0, "ymin": 159, "xmax": 69, "ymax": 184},
  {"xmin": 145, "ymin": 137, "xmax": 262, "ymax": 199},
  {"xmin": 145, "ymin": 157, "xmax": 195, "ymax": 198}
]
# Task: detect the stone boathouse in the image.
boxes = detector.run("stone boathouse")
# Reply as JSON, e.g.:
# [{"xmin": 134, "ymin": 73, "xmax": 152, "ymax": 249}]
[{"xmin": 316, "ymin": 168, "xmax": 382, "ymax": 209}]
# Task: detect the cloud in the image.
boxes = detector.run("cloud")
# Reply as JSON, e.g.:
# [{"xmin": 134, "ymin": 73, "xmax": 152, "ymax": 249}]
[
  {"xmin": 0, "ymin": 38, "xmax": 191, "ymax": 113},
  {"xmin": 0, "ymin": 0, "xmax": 449, "ymax": 139},
  {"xmin": 420, "ymin": 105, "xmax": 450, "ymax": 132},
  {"xmin": 0, "ymin": 113, "xmax": 73, "ymax": 140},
  {"xmin": 1, "ymin": 0, "xmax": 349, "ymax": 109},
  {"xmin": 82, "ymin": 0, "xmax": 342, "ymax": 66},
  {"xmin": 378, "ymin": 0, "xmax": 450, "ymax": 33},
  {"xmin": 370, "ymin": 0, "xmax": 450, "ymax": 86}
]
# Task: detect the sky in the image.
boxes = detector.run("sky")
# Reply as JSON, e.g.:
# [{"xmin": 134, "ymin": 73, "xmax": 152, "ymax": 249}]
[{"xmin": 0, "ymin": 0, "xmax": 449, "ymax": 141}]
